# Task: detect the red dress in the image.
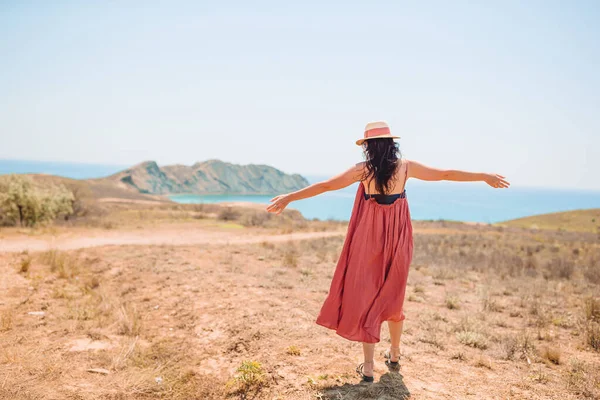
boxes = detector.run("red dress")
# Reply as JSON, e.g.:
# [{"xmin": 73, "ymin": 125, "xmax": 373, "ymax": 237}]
[{"xmin": 316, "ymin": 182, "xmax": 413, "ymax": 343}]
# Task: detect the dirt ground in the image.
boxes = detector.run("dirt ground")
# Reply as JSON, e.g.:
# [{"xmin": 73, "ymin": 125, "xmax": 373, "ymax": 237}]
[{"xmin": 0, "ymin": 219, "xmax": 599, "ymax": 399}]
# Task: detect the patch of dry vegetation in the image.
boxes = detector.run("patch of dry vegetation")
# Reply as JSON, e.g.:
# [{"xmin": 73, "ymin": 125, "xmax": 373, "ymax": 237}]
[
  {"xmin": 500, "ymin": 208, "xmax": 600, "ymax": 233},
  {"xmin": 0, "ymin": 215, "xmax": 598, "ymax": 399}
]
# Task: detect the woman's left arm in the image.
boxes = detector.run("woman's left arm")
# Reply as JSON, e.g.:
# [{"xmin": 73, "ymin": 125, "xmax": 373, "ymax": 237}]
[
  {"xmin": 408, "ymin": 160, "xmax": 510, "ymax": 188},
  {"xmin": 266, "ymin": 163, "xmax": 364, "ymax": 215}
]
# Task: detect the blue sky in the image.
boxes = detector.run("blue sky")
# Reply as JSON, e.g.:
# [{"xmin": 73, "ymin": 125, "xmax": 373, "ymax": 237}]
[{"xmin": 0, "ymin": 1, "xmax": 598, "ymax": 189}]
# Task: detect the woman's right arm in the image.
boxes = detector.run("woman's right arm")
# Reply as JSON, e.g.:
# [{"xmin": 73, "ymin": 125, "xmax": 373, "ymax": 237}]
[
  {"xmin": 407, "ymin": 160, "xmax": 510, "ymax": 188},
  {"xmin": 266, "ymin": 163, "xmax": 364, "ymax": 214}
]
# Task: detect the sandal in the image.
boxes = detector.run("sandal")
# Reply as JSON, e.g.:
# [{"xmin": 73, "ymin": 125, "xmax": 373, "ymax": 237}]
[
  {"xmin": 384, "ymin": 347, "xmax": 401, "ymax": 369},
  {"xmin": 356, "ymin": 361, "xmax": 374, "ymax": 383}
]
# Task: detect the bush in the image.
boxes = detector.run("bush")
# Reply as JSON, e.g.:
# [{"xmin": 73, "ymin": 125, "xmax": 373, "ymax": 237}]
[
  {"xmin": 583, "ymin": 256, "xmax": 600, "ymax": 285},
  {"xmin": 241, "ymin": 211, "xmax": 274, "ymax": 227},
  {"xmin": 227, "ymin": 360, "xmax": 267, "ymax": 395},
  {"xmin": 445, "ymin": 295, "xmax": 460, "ymax": 310},
  {"xmin": 585, "ymin": 322, "xmax": 600, "ymax": 352},
  {"xmin": 541, "ymin": 346, "xmax": 561, "ymax": 364},
  {"xmin": 19, "ymin": 256, "xmax": 32, "ymax": 274},
  {"xmin": 456, "ymin": 331, "xmax": 488, "ymax": 349},
  {"xmin": 0, "ymin": 175, "xmax": 74, "ymax": 227},
  {"xmin": 544, "ymin": 257, "xmax": 575, "ymax": 280},
  {"xmin": 218, "ymin": 207, "xmax": 240, "ymax": 221},
  {"xmin": 584, "ymin": 297, "xmax": 600, "ymax": 322}
]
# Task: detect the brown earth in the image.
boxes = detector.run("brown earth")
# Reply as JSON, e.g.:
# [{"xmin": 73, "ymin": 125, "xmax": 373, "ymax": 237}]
[{"xmin": 0, "ymin": 215, "xmax": 599, "ymax": 399}]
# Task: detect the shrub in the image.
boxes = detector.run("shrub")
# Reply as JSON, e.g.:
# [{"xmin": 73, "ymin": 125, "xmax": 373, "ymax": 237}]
[
  {"xmin": 482, "ymin": 295, "xmax": 503, "ymax": 312},
  {"xmin": 241, "ymin": 212, "xmax": 273, "ymax": 227},
  {"xmin": 445, "ymin": 295, "xmax": 460, "ymax": 310},
  {"xmin": 66, "ymin": 184, "xmax": 94, "ymax": 219},
  {"xmin": 118, "ymin": 303, "xmax": 143, "ymax": 336},
  {"xmin": 218, "ymin": 207, "xmax": 240, "ymax": 221},
  {"xmin": 228, "ymin": 360, "xmax": 266, "ymax": 394},
  {"xmin": 0, "ymin": 310, "xmax": 14, "ymax": 332},
  {"xmin": 544, "ymin": 257, "xmax": 575, "ymax": 280},
  {"xmin": 585, "ymin": 322, "xmax": 600, "ymax": 352},
  {"xmin": 584, "ymin": 297, "xmax": 600, "ymax": 322},
  {"xmin": 19, "ymin": 256, "xmax": 32, "ymax": 274},
  {"xmin": 0, "ymin": 175, "xmax": 74, "ymax": 227},
  {"xmin": 541, "ymin": 346, "xmax": 561, "ymax": 364},
  {"xmin": 584, "ymin": 264, "xmax": 600, "ymax": 285},
  {"xmin": 456, "ymin": 331, "xmax": 488, "ymax": 349},
  {"xmin": 499, "ymin": 335, "xmax": 519, "ymax": 360},
  {"xmin": 283, "ymin": 248, "xmax": 298, "ymax": 267},
  {"xmin": 566, "ymin": 359, "xmax": 600, "ymax": 398},
  {"xmin": 455, "ymin": 316, "xmax": 489, "ymax": 349},
  {"xmin": 40, "ymin": 249, "xmax": 78, "ymax": 278}
]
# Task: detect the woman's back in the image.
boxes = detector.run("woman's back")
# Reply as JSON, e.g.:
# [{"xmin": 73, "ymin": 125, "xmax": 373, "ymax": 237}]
[{"xmin": 360, "ymin": 160, "xmax": 409, "ymax": 204}]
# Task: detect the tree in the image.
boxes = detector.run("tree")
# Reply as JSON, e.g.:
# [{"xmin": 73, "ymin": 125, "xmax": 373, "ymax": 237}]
[{"xmin": 0, "ymin": 175, "xmax": 74, "ymax": 227}]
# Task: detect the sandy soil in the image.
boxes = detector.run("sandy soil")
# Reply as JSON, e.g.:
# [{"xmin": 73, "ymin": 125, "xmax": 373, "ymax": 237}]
[
  {"xmin": 0, "ymin": 227, "xmax": 346, "ymax": 253},
  {"xmin": 0, "ymin": 223, "xmax": 598, "ymax": 400}
]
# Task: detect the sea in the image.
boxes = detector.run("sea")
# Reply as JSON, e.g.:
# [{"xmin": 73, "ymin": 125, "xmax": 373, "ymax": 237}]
[{"xmin": 2, "ymin": 159, "xmax": 600, "ymax": 223}]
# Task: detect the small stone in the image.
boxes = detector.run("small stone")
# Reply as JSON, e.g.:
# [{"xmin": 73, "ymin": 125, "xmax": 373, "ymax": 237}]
[
  {"xmin": 154, "ymin": 305, "xmax": 160, "ymax": 310},
  {"xmin": 258, "ymin": 256, "xmax": 265, "ymax": 261},
  {"xmin": 87, "ymin": 368, "xmax": 110, "ymax": 375},
  {"xmin": 27, "ymin": 311, "xmax": 45, "ymax": 316}
]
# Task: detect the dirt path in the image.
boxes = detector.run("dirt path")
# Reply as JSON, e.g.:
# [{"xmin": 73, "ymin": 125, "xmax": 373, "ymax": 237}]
[{"xmin": 0, "ymin": 228, "xmax": 346, "ymax": 253}]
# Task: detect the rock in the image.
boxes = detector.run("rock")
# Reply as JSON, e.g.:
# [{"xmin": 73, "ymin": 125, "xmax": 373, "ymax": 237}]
[
  {"xmin": 68, "ymin": 338, "xmax": 114, "ymax": 352},
  {"xmin": 27, "ymin": 311, "xmax": 45, "ymax": 316},
  {"xmin": 87, "ymin": 368, "xmax": 110, "ymax": 375}
]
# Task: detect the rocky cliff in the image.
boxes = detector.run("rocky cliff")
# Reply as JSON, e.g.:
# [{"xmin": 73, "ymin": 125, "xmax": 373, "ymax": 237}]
[{"xmin": 106, "ymin": 160, "xmax": 309, "ymax": 195}]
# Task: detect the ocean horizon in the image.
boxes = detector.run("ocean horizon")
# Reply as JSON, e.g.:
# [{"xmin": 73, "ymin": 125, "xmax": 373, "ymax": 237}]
[{"xmin": 1, "ymin": 159, "xmax": 599, "ymax": 223}]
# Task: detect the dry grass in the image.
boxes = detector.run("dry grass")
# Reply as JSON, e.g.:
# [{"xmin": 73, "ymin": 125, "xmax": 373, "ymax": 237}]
[
  {"xmin": 286, "ymin": 345, "xmax": 302, "ymax": 356},
  {"xmin": 283, "ymin": 246, "xmax": 299, "ymax": 267},
  {"xmin": 18, "ymin": 254, "xmax": 32, "ymax": 274},
  {"xmin": 455, "ymin": 316, "xmax": 489, "ymax": 350},
  {"xmin": 0, "ymin": 215, "xmax": 599, "ymax": 399},
  {"xmin": 227, "ymin": 360, "xmax": 267, "ymax": 395},
  {"xmin": 445, "ymin": 295, "xmax": 460, "ymax": 310},
  {"xmin": 541, "ymin": 345, "xmax": 561, "ymax": 365},
  {"xmin": 566, "ymin": 359, "xmax": 600, "ymax": 399},
  {"xmin": 0, "ymin": 309, "xmax": 14, "ymax": 332},
  {"xmin": 117, "ymin": 303, "xmax": 143, "ymax": 336},
  {"xmin": 500, "ymin": 208, "xmax": 600, "ymax": 233}
]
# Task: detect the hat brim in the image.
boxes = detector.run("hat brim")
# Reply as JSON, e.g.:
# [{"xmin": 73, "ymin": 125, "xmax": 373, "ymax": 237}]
[{"xmin": 356, "ymin": 135, "xmax": 400, "ymax": 146}]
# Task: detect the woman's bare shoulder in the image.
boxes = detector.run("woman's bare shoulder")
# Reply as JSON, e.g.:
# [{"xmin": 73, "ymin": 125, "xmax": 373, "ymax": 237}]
[{"xmin": 353, "ymin": 162, "xmax": 367, "ymax": 181}]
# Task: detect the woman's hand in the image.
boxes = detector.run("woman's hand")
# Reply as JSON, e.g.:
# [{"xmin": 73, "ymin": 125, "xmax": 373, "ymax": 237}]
[
  {"xmin": 483, "ymin": 174, "xmax": 510, "ymax": 189},
  {"xmin": 266, "ymin": 194, "xmax": 291, "ymax": 214}
]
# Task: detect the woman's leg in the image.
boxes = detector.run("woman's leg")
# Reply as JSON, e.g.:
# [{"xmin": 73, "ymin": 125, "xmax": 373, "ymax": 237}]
[
  {"xmin": 387, "ymin": 320, "xmax": 403, "ymax": 362},
  {"xmin": 362, "ymin": 342, "xmax": 375, "ymax": 376}
]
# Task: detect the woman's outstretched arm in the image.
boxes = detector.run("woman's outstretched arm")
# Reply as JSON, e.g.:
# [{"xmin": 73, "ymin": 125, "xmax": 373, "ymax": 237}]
[
  {"xmin": 408, "ymin": 160, "xmax": 510, "ymax": 188},
  {"xmin": 266, "ymin": 163, "xmax": 364, "ymax": 215}
]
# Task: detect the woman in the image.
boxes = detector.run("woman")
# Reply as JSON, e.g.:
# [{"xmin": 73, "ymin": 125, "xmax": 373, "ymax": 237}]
[{"xmin": 266, "ymin": 121, "xmax": 509, "ymax": 382}]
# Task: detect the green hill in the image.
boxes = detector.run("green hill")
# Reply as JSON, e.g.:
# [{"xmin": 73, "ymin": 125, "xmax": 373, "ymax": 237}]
[
  {"xmin": 500, "ymin": 209, "xmax": 600, "ymax": 233},
  {"xmin": 104, "ymin": 159, "xmax": 309, "ymax": 195}
]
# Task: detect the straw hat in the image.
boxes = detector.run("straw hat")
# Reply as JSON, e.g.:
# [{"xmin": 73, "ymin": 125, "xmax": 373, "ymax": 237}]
[{"xmin": 356, "ymin": 121, "xmax": 400, "ymax": 146}]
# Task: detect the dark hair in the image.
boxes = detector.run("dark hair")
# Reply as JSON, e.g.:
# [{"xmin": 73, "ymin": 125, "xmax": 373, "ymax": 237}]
[{"xmin": 362, "ymin": 138, "xmax": 401, "ymax": 195}]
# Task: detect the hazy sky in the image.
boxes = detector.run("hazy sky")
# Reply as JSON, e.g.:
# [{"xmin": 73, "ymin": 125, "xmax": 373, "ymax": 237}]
[{"xmin": 1, "ymin": 1, "xmax": 598, "ymax": 189}]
